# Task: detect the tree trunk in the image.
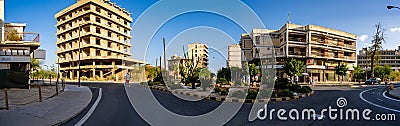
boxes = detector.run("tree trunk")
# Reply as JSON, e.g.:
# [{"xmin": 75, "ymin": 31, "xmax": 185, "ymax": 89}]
[{"xmin": 370, "ymin": 51, "xmax": 375, "ymax": 78}]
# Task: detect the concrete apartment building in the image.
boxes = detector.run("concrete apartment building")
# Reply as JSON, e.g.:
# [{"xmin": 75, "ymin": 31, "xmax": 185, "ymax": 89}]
[
  {"xmin": 241, "ymin": 23, "xmax": 357, "ymax": 82},
  {"xmin": 168, "ymin": 55, "xmax": 182, "ymax": 79},
  {"xmin": 188, "ymin": 43, "xmax": 209, "ymax": 68},
  {"xmin": 358, "ymin": 47, "xmax": 400, "ymax": 72},
  {"xmin": 227, "ymin": 44, "xmax": 242, "ymax": 68},
  {"xmin": 0, "ymin": 0, "xmax": 41, "ymax": 88},
  {"xmin": 55, "ymin": 0, "xmax": 145, "ymax": 81}
]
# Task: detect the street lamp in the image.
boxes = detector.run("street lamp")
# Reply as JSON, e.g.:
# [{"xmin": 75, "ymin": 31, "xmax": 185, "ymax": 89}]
[
  {"xmin": 78, "ymin": 23, "xmax": 83, "ymax": 87},
  {"xmin": 387, "ymin": 6, "xmax": 400, "ymax": 10}
]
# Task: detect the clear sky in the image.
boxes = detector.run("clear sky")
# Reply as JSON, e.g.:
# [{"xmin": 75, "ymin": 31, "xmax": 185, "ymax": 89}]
[{"xmin": 4, "ymin": 0, "xmax": 400, "ymax": 72}]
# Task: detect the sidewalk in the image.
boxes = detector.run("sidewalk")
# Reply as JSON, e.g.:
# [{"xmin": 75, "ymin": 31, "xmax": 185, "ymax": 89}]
[
  {"xmin": 388, "ymin": 87, "xmax": 400, "ymax": 99},
  {"xmin": 0, "ymin": 85, "xmax": 92, "ymax": 126}
]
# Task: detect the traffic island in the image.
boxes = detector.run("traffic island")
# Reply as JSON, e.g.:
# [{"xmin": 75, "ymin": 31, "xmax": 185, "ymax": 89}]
[
  {"xmin": 388, "ymin": 87, "xmax": 400, "ymax": 99},
  {"xmin": 149, "ymin": 85, "xmax": 314, "ymax": 103}
]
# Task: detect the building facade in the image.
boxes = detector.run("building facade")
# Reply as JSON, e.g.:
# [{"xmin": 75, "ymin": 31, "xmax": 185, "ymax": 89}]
[
  {"xmin": 241, "ymin": 23, "xmax": 357, "ymax": 82},
  {"xmin": 357, "ymin": 47, "xmax": 400, "ymax": 72},
  {"xmin": 188, "ymin": 43, "xmax": 209, "ymax": 68},
  {"xmin": 0, "ymin": 22, "xmax": 40, "ymax": 88},
  {"xmin": 55, "ymin": 0, "xmax": 145, "ymax": 81},
  {"xmin": 168, "ymin": 54, "xmax": 181, "ymax": 79},
  {"xmin": 227, "ymin": 44, "xmax": 242, "ymax": 68}
]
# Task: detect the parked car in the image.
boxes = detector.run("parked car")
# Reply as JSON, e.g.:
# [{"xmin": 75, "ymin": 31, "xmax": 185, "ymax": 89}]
[{"xmin": 365, "ymin": 78, "xmax": 381, "ymax": 85}]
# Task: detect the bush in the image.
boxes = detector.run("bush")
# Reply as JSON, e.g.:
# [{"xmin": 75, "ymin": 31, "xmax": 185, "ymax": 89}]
[
  {"xmin": 214, "ymin": 87, "xmax": 222, "ymax": 93},
  {"xmin": 246, "ymin": 90, "xmax": 258, "ymax": 99},
  {"xmin": 166, "ymin": 83, "xmax": 182, "ymax": 89},
  {"xmin": 231, "ymin": 90, "xmax": 246, "ymax": 98},
  {"xmin": 278, "ymin": 89, "xmax": 293, "ymax": 97},
  {"xmin": 258, "ymin": 89, "xmax": 273, "ymax": 98},
  {"xmin": 274, "ymin": 78, "xmax": 290, "ymax": 89},
  {"xmin": 81, "ymin": 76, "xmax": 88, "ymax": 81},
  {"xmin": 298, "ymin": 86, "xmax": 312, "ymax": 93},
  {"xmin": 216, "ymin": 78, "xmax": 228, "ymax": 84},
  {"xmin": 289, "ymin": 84, "xmax": 301, "ymax": 92},
  {"xmin": 147, "ymin": 80, "xmax": 155, "ymax": 86},
  {"xmin": 140, "ymin": 82, "xmax": 147, "ymax": 85},
  {"xmin": 220, "ymin": 89, "xmax": 228, "ymax": 95}
]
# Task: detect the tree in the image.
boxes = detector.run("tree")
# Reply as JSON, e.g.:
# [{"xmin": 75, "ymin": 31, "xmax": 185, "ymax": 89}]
[
  {"xmin": 283, "ymin": 58, "xmax": 305, "ymax": 77},
  {"xmin": 217, "ymin": 67, "xmax": 231, "ymax": 84},
  {"xmin": 179, "ymin": 46, "xmax": 200, "ymax": 89},
  {"xmin": 249, "ymin": 63, "xmax": 259, "ymax": 82},
  {"xmin": 353, "ymin": 66, "xmax": 365, "ymax": 82},
  {"xmin": 374, "ymin": 65, "xmax": 391, "ymax": 79},
  {"xmin": 335, "ymin": 63, "xmax": 348, "ymax": 82},
  {"xmin": 7, "ymin": 30, "xmax": 22, "ymax": 41},
  {"xmin": 145, "ymin": 65, "xmax": 157, "ymax": 81},
  {"xmin": 369, "ymin": 23, "xmax": 386, "ymax": 78}
]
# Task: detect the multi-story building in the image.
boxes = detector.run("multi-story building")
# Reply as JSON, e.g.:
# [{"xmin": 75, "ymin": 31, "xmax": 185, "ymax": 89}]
[
  {"xmin": 188, "ymin": 43, "xmax": 209, "ymax": 68},
  {"xmin": 240, "ymin": 23, "xmax": 357, "ymax": 82},
  {"xmin": 0, "ymin": 22, "xmax": 40, "ymax": 88},
  {"xmin": 55, "ymin": 0, "xmax": 144, "ymax": 80},
  {"xmin": 358, "ymin": 47, "xmax": 400, "ymax": 72},
  {"xmin": 227, "ymin": 44, "xmax": 242, "ymax": 68},
  {"xmin": 168, "ymin": 54, "xmax": 181, "ymax": 79}
]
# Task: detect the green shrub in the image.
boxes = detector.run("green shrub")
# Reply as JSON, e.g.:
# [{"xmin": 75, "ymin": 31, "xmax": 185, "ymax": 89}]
[
  {"xmin": 258, "ymin": 89, "xmax": 273, "ymax": 98},
  {"xmin": 81, "ymin": 76, "xmax": 88, "ymax": 81},
  {"xmin": 289, "ymin": 84, "xmax": 301, "ymax": 92},
  {"xmin": 298, "ymin": 86, "xmax": 312, "ymax": 93},
  {"xmin": 274, "ymin": 78, "xmax": 290, "ymax": 89},
  {"xmin": 140, "ymin": 82, "xmax": 147, "ymax": 85},
  {"xmin": 231, "ymin": 90, "xmax": 246, "ymax": 98},
  {"xmin": 147, "ymin": 80, "xmax": 155, "ymax": 86},
  {"xmin": 246, "ymin": 90, "xmax": 258, "ymax": 99},
  {"xmin": 166, "ymin": 83, "xmax": 183, "ymax": 89},
  {"xmin": 216, "ymin": 78, "xmax": 228, "ymax": 84},
  {"xmin": 220, "ymin": 89, "xmax": 228, "ymax": 95},
  {"xmin": 278, "ymin": 89, "xmax": 293, "ymax": 97},
  {"xmin": 214, "ymin": 87, "xmax": 222, "ymax": 93}
]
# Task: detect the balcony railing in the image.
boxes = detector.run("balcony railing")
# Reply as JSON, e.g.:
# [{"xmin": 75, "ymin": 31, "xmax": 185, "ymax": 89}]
[
  {"xmin": 4, "ymin": 32, "xmax": 40, "ymax": 42},
  {"xmin": 289, "ymin": 51, "xmax": 306, "ymax": 56}
]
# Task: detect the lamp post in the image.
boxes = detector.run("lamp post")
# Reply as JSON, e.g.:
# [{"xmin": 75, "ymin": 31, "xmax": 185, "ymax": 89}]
[
  {"xmin": 387, "ymin": 6, "xmax": 400, "ymax": 10},
  {"xmin": 78, "ymin": 23, "xmax": 82, "ymax": 87}
]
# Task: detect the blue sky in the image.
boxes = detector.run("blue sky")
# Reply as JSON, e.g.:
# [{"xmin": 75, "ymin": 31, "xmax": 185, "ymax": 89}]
[{"xmin": 4, "ymin": 0, "xmax": 400, "ymax": 72}]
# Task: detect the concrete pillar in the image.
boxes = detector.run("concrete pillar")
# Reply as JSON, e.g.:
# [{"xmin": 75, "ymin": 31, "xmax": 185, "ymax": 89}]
[
  {"xmin": 100, "ymin": 70, "xmax": 103, "ymax": 79},
  {"xmin": 92, "ymin": 61, "xmax": 96, "ymax": 78},
  {"xmin": 77, "ymin": 71, "xmax": 80, "ymax": 80}
]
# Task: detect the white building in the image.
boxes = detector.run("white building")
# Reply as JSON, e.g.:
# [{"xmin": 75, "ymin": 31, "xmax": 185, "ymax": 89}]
[{"xmin": 227, "ymin": 44, "xmax": 242, "ymax": 68}]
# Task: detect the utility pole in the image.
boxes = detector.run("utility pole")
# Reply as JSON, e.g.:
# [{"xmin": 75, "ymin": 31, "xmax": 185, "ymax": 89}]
[
  {"xmin": 78, "ymin": 23, "xmax": 82, "ymax": 87},
  {"xmin": 163, "ymin": 38, "xmax": 167, "ymax": 72}
]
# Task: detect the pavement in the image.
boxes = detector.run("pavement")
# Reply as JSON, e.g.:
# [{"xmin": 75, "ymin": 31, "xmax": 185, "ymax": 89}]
[
  {"xmin": 0, "ymin": 86, "xmax": 57, "ymax": 109},
  {"xmin": 389, "ymin": 87, "xmax": 400, "ymax": 99},
  {"xmin": 0, "ymin": 85, "xmax": 92, "ymax": 126}
]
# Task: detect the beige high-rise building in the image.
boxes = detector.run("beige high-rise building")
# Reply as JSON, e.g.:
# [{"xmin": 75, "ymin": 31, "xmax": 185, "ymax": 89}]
[
  {"xmin": 55, "ymin": 0, "xmax": 145, "ymax": 80},
  {"xmin": 358, "ymin": 47, "xmax": 400, "ymax": 72},
  {"xmin": 240, "ymin": 23, "xmax": 357, "ymax": 82},
  {"xmin": 227, "ymin": 44, "xmax": 242, "ymax": 68},
  {"xmin": 188, "ymin": 43, "xmax": 209, "ymax": 68}
]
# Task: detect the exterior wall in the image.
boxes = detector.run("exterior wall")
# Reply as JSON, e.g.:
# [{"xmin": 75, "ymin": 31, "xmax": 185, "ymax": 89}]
[
  {"xmin": 55, "ymin": 0, "xmax": 134, "ymax": 80},
  {"xmin": 240, "ymin": 23, "xmax": 357, "ymax": 82},
  {"xmin": 187, "ymin": 43, "xmax": 209, "ymax": 68},
  {"xmin": 227, "ymin": 44, "xmax": 241, "ymax": 67},
  {"xmin": 357, "ymin": 47, "xmax": 400, "ymax": 72}
]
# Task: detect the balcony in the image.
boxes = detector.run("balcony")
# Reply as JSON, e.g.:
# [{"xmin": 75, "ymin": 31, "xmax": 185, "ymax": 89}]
[
  {"xmin": 0, "ymin": 50, "xmax": 31, "ymax": 63},
  {"xmin": 288, "ymin": 51, "xmax": 306, "ymax": 57},
  {"xmin": 4, "ymin": 32, "xmax": 40, "ymax": 42}
]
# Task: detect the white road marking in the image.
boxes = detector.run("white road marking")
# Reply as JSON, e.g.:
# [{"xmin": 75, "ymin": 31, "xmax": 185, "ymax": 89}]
[
  {"xmin": 359, "ymin": 88, "xmax": 400, "ymax": 113},
  {"xmin": 75, "ymin": 88, "xmax": 103, "ymax": 126},
  {"xmin": 382, "ymin": 90, "xmax": 400, "ymax": 102}
]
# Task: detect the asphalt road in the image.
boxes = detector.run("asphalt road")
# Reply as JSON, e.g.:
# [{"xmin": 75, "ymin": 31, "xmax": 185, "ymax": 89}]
[{"xmin": 64, "ymin": 83, "xmax": 400, "ymax": 126}]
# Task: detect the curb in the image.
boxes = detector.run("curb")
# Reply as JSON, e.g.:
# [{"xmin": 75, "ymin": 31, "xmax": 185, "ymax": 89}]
[
  {"xmin": 54, "ymin": 86, "xmax": 94, "ymax": 126},
  {"xmin": 148, "ymin": 85, "xmax": 314, "ymax": 103},
  {"xmin": 388, "ymin": 88, "xmax": 400, "ymax": 100}
]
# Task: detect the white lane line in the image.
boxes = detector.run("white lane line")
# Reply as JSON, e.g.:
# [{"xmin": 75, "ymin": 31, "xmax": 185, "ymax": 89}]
[
  {"xmin": 359, "ymin": 88, "xmax": 400, "ymax": 113},
  {"xmin": 382, "ymin": 90, "xmax": 400, "ymax": 102},
  {"xmin": 75, "ymin": 88, "xmax": 103, "ymax": 126}
]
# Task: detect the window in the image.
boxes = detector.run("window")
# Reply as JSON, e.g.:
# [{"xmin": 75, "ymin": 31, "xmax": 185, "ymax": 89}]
[
  {"xmin": 124, "ymin": 47, "xmax": 127, "ymax": 52},
  {"xmin": 108, "ymin": 12, "xmax": 112, "ymax": 18},
  {"xmin": 108, "ymin": 32, "xmax": 112, "ymax": 37},
  {"xmin": 96, "ymin": 39, "xmax": 101, "ymax": 45},
  {"xmin": 96, "ymin": 7, "xmax": 101, "ymax": 13},
  {"xmin": 96, "ymin": 27, "xmax": 100, "ymax": 34},
  {"xmin": 108, "ymin": 41, "xmax": 112, "ymax": 48},
  {"xmin": 96, "ymin": 17, "xmax": 101, "ymax": 23}
]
